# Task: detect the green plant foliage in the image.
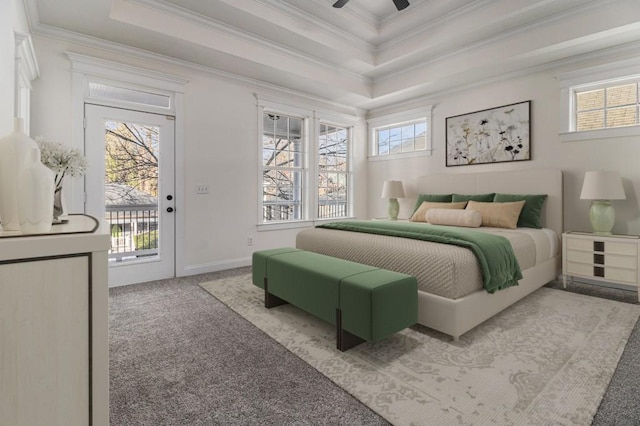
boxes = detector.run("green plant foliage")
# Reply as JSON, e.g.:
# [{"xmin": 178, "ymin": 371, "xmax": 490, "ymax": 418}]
[{"xmin": 134, "ymin": 230, "xmax": 158, "ymax": 250}]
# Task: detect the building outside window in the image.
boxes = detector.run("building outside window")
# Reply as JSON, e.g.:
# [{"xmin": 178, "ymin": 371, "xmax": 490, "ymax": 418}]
[
  {"xmin": 575, "ymin": 81, "xmax": 639, "ymax": 131},
  {"xmin": 559, "ymin": 59, "xmax": 640, "ymax": 141}
]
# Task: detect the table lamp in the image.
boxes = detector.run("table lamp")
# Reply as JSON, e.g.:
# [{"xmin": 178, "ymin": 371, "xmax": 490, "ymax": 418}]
[
  {"xmin": 579, "ymin": 170, "xmax": 625, "ymax": 234},
  {"xmin": 381, "ymin": 180, "xmax": 405, "ymax": 220}
]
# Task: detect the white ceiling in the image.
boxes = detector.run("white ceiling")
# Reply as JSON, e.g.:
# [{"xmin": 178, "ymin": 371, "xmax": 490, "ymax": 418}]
[{"xmin": 24, "ymin": 0, "xmax": 640, "ymax": 110}]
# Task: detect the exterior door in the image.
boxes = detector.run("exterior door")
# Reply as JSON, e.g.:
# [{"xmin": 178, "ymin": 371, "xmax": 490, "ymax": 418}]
[{"xmin": 85, "ymin": 104, "xmax": 175, "ymax": 286}]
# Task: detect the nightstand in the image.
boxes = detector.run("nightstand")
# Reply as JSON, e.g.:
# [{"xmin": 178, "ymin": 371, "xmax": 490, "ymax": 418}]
[{"xmin": 562, "ymin": 232, "xmax": 640, "ymax": 302}]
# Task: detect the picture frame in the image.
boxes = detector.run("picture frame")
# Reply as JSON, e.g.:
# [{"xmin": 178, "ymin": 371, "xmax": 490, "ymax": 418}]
[{"xmin": 445, "ymin": 100, "xmax": 531, "ymax": 167}]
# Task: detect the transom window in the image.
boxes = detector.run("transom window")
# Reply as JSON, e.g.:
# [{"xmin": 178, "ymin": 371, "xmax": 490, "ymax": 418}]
[
  {"xmin": 575, "ymin": 82, "xmax": 639, "ymax": 131},
  {"xmin": 367, "ymin": 106, "xmax": 432, "ymax": 159},
  {"xmin": 559, "ymin": 60, "xmax": 640, "ymax": 141},
  {"xmin": 375, "ymin": 119, "xmax": 427, "ymax": 156}
]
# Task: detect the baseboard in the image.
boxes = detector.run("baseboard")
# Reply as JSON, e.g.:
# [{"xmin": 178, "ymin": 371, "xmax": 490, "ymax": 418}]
[
  {"xmin": 179, "ymin": 257, "xmax": 251, "ymax": 277},
  {"xmin": 567, "ymin": 276, "xmax": 638, "ymax": 292}
]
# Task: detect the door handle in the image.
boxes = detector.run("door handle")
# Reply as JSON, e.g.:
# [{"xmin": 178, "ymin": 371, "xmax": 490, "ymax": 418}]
[{"xmin": 166, "ymin": 207, "xmax": 174, "ymax": 213}]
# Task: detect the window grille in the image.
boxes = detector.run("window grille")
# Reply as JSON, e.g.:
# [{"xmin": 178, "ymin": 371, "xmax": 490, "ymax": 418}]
[
  {"xmin": 575, "ymin": 82, "xmax": 639, "ymax": 131},
  {"xmin": 318, "ymin": 124, "xmax": 349, "ymax": 219},
  {"xmin": 261, "ymin": 112, "xmax": 304, "ymax": 222}
]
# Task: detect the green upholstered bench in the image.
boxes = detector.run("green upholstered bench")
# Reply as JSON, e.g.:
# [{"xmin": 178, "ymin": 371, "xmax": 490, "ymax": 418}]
[{"xmin": 252, "ymin": 247, "xmax": 418, "ymax": 351}]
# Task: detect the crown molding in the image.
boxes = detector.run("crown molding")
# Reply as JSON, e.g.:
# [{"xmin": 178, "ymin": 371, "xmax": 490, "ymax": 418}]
[
  {"xmin": 373, "ymin": 0, "xmax": 621, "ymax": 84},
  {"xmin": 329, "ymin": 0, "xmax": 380, "ymax": 27},
  {"xmin": 30, "ymin": 22, "xmax": 364, "ymax": 115},
  {"xmin": 369, "ymin": 38, "xmax": 640, "ymax": 115},
  {"xmin": 377, "ymin": 0, "xmax": 436, "ymax": 27},
  {"xmin": 22, "ymin": 0, "xmax": 40, "ymax": 32},
  {"xmin": 376, "ymin": 0, "xmax": 492, "ymax": 53},
  {"xmin": 253, "ymin": 0, "xmax": 375, "ymax": 53},
  {"xmin": 122, "ymin": 0, "xmax": 373, "ymax": 74}
]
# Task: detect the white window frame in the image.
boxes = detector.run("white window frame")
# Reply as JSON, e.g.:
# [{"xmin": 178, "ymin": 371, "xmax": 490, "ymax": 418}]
[
  {"xmin": 559, "ymin": 57, "xmax": 640, "ymax": 142},
  {"xmin": 367, "ymin": 106, "xmax": 433, "ymax": 161},
  {"xmin": 260, "ymin": 108, "xmax": 309, "ymax": 225},
  {"xmin": 67, "ymin": 52, "xmax": 187, "ymax": 276},
  {"xmin": 316, "ymin": 121, "xmax": 352, "ymax": 221},
  {"xmin": 256, "ymin": 96, "xmax": 356, "ymax": 231}
]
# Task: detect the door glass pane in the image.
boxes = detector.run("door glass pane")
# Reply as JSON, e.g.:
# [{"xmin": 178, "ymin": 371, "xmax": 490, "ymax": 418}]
[{"xmin": 104, "ymin": 120, "xmax": 160, "ymax": 263}]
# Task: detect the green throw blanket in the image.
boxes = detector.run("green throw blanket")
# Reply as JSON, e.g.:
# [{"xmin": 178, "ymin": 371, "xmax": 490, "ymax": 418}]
[{"xmin": 317, "ymin": 221, "xmax": 523, "ymax": 293}]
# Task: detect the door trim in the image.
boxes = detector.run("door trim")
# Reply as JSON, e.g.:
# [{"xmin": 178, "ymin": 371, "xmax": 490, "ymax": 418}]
[{"xmin": 69, "ymin": 54, "xmax": 186, "ymax": 280}]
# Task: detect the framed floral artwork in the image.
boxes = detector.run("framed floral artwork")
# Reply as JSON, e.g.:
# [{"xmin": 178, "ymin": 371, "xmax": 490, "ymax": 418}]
[{"xmin": 445, "ymin": 100, "xmax": 531, "ymax": 167}]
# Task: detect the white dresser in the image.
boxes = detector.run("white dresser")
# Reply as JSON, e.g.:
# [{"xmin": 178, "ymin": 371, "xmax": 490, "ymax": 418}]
[
  {"xmin": 0, "ymin": 215, "xmax": 110, "ymax": 426},
  {"xmin": 562, "ymin": 231, "xmax": 640, "ymax": 302}
]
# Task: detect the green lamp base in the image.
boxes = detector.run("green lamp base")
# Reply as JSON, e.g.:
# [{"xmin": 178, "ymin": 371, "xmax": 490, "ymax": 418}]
[
  {"xmin": 387, "ymin": 198, "xmax": 399, "ymax": 220},
  {"xmin": 589, "ymin": 200, "xmax": 615, "ymax": 235}
]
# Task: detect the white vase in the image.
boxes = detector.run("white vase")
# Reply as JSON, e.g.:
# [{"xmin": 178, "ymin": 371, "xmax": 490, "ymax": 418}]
[
  {"xmin": 0, "ymin": 118, "xmax": 39, "ymax": 231},
  {"xmin": 18, "ymin": 148, "xmax": 55, "ymax": 234}
]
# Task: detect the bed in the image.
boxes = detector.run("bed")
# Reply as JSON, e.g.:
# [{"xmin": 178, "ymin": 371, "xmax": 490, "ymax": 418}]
[{"xmin": 296, "ymin": 168, "xmax": 563, "ymax": 341}]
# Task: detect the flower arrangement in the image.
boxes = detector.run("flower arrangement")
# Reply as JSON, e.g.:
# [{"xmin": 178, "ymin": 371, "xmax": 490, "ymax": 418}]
[{"xmin": 35, "ymin": 137, "xmax": 88, "ymax": 189}]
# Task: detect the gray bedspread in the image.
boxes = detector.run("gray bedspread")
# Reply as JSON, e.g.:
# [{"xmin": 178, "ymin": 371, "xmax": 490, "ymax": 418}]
[{"xmin": 296, "ymin": 224, "xmax": 542, "ymax": 299}]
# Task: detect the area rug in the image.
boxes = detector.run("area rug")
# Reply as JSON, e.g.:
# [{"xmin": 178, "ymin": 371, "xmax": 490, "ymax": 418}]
[{"xmin": 200, "ymin": 274, "xmax": 640, "ymax": 426}]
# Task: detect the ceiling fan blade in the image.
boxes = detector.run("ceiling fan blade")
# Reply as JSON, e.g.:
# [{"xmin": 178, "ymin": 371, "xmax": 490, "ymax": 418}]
[
  {"xmin": 332, "ymin": 0, "xmax": 350, "ymax": 8},
  {"xmin": 392, "ymin": 0, "xmax": 410, "ymax": 11}
]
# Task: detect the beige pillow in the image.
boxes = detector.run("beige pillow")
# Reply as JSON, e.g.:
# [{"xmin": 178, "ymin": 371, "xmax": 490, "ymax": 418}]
[
  {"xmin": 466, "ymin": 200, "xmax": 526, "ymax": 229},
  {"xmin": 409, "ymin": 201, "xmax": 467, "ymax": 222},
  {"xmin": 426, "ymin": 208, "xmax": 482, "ymax": 228}
]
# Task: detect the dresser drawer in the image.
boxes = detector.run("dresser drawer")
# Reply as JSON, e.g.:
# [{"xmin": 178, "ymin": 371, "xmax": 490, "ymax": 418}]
[
  {"xmin": 566, "ymin": 261, "xmax": 638, "ymax": 284},
  {"xmin": 566, "ymin": 238, "xmax": 637, "ymax": 255},
  {"xmin": 566, "ymin": 249, "xmax": 638, "ymax": 269}
]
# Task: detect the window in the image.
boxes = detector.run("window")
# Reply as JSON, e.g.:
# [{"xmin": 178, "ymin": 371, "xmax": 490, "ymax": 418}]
[
  {"xmin": 258, "ymin": 97, "xmax": 355, "ymax": 227},
  {"xmin": 375, "ymin": 120, "xmax": 427, "ymax": 156},
  {"xmin": 367, "ymin": 106, "xmax": 432, "ymax": 159},
  {"xmin": 575, "ymin": 82, "xmax": 639, "ymax": 131},
  {"xmin": 261, "ymin": 112, "xmax": 305, "ymax": 222},
  {"xmin": 318, "ymin": 124, "xmax": 349, "ymax": 219},
  {"xmin": 559, "ymin": 58, "xmax": 640, "ymax": 141}
]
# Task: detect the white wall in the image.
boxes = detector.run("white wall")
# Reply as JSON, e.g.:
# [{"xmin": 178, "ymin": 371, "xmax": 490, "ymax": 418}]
[
  {"xmin": 0, "ymin": 1, "xmax": 15, "ymax": 136},
  {"xmin": 29, "ymin": 36, "xmax": 368, "ymax": 276},
  {"xmin": 368, "ymin": 72, "xmax": 640, "ymax": 235},
  {"xmin": 0, "ymin": 0, "xmax": 30, "ymax": 135},
  {"xmin": 26, "ymin": 31, "xmax": 640, "ymax": 280}
]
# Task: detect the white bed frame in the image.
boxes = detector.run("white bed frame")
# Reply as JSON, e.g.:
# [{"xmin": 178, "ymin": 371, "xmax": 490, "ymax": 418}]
[{"xmin": 415, "ymin": 168, "xmax": 563, "ymax": 340}]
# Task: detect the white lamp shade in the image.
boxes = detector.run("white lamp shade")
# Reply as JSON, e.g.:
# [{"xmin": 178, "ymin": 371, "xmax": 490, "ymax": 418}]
[
  {"xmin": 381, "ymin": 180, "xmax": 405, "ymax": 199},
  {"xmin": 580, "ymin": 171, "xmax": 626, "ymax": 200}
]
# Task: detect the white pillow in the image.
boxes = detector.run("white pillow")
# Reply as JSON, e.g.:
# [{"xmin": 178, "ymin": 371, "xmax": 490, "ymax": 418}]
[{"xmin": 426, "ymin": 208, "xmax": 482, "ymax": 228}]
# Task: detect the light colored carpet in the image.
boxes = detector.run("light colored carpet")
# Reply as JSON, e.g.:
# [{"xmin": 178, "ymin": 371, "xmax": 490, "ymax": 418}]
[{"xmin": 201, "ymin": 274, "xmax": 640, "ymax": 426}]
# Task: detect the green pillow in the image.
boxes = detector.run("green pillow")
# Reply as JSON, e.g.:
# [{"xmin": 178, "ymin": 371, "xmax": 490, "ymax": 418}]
[
  {"xmin": 452, "ymin": 193, "xmax": 495, "ymax": 202},
  {"xmin": 412, "ymin": 193, "xmax": 453, "ymax": 215},
  {"xmin": 493, "ymin": 193, "xmax": 548, "ymax": 228}
]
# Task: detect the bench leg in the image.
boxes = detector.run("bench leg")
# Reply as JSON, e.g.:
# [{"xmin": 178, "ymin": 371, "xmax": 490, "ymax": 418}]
[
  {"xmin": 264, "ymin": 278, "xmax": 288, "ymax": 308},
  {"xmin": 336, "ymin": 309, "xmax": 365, "ymax": 352}
]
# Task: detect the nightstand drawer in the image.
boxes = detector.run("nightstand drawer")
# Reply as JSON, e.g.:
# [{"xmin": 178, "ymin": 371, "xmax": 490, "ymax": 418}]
[
  {"xmin": 566, "ymin": 261, "xmax": 637, "ymax": 284},
  {"xmin": 566, "ymin": 249, "xmax": 637, "ymax": 269},
  {"xmin": 566, "ymin": 238, "xmax": 638, "ymax": 255}
]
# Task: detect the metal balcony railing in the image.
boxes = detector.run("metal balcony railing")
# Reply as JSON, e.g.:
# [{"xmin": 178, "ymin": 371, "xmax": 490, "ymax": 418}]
[
  {"xmin": 263, "ymin": 201, "xmax": 347, "ymax": 221},
  {"xmin": 106, "ymin": 204, "xmax": 159, "ymax": 262}
]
